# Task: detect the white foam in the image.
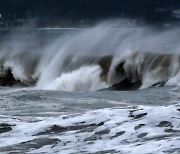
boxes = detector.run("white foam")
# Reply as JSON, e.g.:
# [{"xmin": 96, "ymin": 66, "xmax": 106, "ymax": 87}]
[
  {"xmin": 43, "ymin": 65, "xmax": 108, "ymax": 91},
  {"xmin": 0, "ymin": 104, "xmax": 179, "ymax": 153},
  {"xmin": 4, "ymin": 60, "xmax": 28, "ymax": 82},
  {"xmin": 166, "ymin": 71, "xmax": 180, "ymax": 87}
]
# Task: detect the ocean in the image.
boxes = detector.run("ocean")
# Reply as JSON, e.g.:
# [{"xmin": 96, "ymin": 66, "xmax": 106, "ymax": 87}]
[{"xmin": 0, "ymin": 20, "xmax": 179, "ymax": 153}]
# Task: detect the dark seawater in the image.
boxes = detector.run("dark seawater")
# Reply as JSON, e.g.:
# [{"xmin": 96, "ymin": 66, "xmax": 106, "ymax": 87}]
[{"xmin": 0, "ymin": 87, "xmax": 179, "ymax": 154}]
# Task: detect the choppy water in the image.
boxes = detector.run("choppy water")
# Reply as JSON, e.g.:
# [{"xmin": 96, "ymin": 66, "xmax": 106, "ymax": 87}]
[{"xmin": 0, "ymin": 87, "xmax": 179, "ymax": 154}]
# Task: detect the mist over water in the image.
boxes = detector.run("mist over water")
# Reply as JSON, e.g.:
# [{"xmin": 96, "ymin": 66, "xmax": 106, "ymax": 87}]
[{"xmin": 0, "ymin": 19, "xmax": 179, "ymax": 91}]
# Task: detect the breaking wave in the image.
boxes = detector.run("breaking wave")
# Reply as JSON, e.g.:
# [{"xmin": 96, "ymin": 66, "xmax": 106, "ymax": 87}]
[
  {"xmin": 44, "ymin": 65, "xmax": 108, "ymax": 91},
  {"xmin": 0, "ymin": 20, "xmax": 179, "ymax": 91}
]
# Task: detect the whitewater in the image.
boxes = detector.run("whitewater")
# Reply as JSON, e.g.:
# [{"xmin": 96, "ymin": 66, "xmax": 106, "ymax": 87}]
[{"xmin": 0, "ymin": 20, "xmax": 179, "ymax": 153}]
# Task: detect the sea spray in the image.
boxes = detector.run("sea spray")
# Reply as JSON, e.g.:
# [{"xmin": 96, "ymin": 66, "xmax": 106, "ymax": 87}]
[
  {"xmin": 43, "ymin": 65, "xmax": 108, "ymax": 91},
  {"xmin": 0, "ymin": 20, "xmax": 179, "ymax": 90}
]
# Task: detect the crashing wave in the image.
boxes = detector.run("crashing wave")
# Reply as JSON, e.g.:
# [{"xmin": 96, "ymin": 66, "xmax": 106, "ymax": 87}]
[
  {"xmin": 0, "ymin": 51, "xmax": 179, "ymax": 91},
  {"xmin": 0, "ymin": 20, "xmax": 179, "ymax": 91}
]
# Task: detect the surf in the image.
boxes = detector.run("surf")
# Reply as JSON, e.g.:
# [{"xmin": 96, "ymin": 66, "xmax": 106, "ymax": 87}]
[{"xmin": 0, "ymin": 20, "xmax": 179, "ymax": 91}]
